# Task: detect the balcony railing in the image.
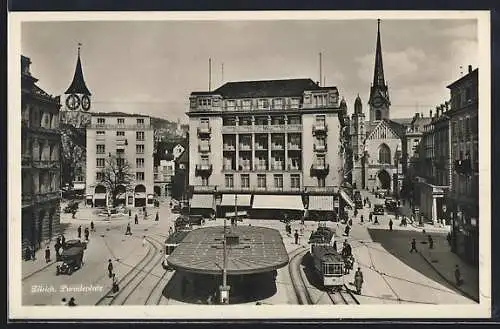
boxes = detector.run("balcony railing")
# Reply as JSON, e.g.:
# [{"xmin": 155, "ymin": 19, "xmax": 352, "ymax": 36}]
[
  {"xmin": 195, "ymin": 164, "xmax": 213, "ymax": 176},
  {"xmin": 32, "ymin": 160, "xmax": 60, "ymax": 169},
  {"xmin": 239, "ymin": 145, "xmax": 252, "ymax": 151},
  {"xmin": 271, "ymin": 144, "xmax": 285, "ymax": 151},
  {"xmin": 288, "ymin": 144, "xmax": 301, "ymax": 150},
  {"xmin": 304, "ymin": 186, "xmax": 337, "ymax": 193},
  {"xmin": 192, "ymin": 185, "xmax": 217, "ymax": 192},
  {"xmin": 221, "ymin": 124, "xmax": 303, "ymax": 133},
  {"xmin": 223, "ymin": 145, "xmax": 236, "ymax": 151},
  {"xmin": 312, "ymin": 124, "xmax": 328, "ymax": 134},
  {"xmin": 90, "ymin": 124, "xmax": 152, "ymax": 130},
  {"xmin": 197, "ymin": 126, "xmax": 212, "ymax": 135},
  {"xmin": 310, "ymin": 164, "xmax": 330, "ymax": 177},
  {"xmin": 198, "ymin": 144, "xmax": 211, "ymax": 152},
  {"xmin": 255, "ymin": 145, "xmax": 267, "ymax": 151},
  {"xmin": 313, "ymin": 144, "xmax": 327, "ymax": 152}
]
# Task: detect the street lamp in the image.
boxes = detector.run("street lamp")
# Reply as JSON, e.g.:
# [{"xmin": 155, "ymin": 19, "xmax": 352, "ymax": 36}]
[{"xmin": 219, "ymin": 218, "xmax": 230, "ymax": 304}]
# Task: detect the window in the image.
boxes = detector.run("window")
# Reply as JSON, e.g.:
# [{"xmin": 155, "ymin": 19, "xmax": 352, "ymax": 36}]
[
  {"xmin": 201, "ymin": 155, "xmax": 209, "ymax": 165},
  {"xmin": 258, "ymin": 99, "xmax": 269, "ymax": 109},
  {"xmin": 137, "ymin": 118, "xmax": 144, "ymax": 125},
  {"xmin": 273, "ymin": 98, "xmax": 283, "ymax": 109},
  {"xmin": 116, "ymin": 131, "xmax": 125, "ymax": 137},
  {"xmin": 378, "ymin": 144, "xmax": 391, "ymax": 164},
  {"xmin": 291, "ymin": 174, "xmax": 300, "ymax": 189},
  {"xmin": 257, "ymin": 174, "xmax": 266, "ymax": 188},
  {"xmin": 318, "ymin": 177, "xmax": 326, "ymax": 187},
  {"xmin": 241, "ymin": 174, "xmax": 250, "ymax": 188},
  {"xmin": 117, "ymin": 118, "xmax": 124, "ymax": 124},
  {"xmin": 117, "ymin": 158, "xmax": 124, "ymax": 167},
  {"xmin": 96, "ymin": 144, "xmax": 105, "ymax": 154},
  {"xmin": 316, "ymin": 136, "xmax": 326, "ymax": 147},
  {"xmin": 136, "ymin": 131, "xmax": 145, "ymax": 141},
  {"xmin": 274, "ymin": 174, "xmax": 283, "ymax": 189},
  {"xmin": 288, "ymin": 116, "xmax": 301, "ymax": 125},
  {"xmin": 117, "ymin": 148, "xmax": 125, "ymax": 155},
  {"xmin": 200, "ymin": 118, "xmax": 209, "ymax": 128},
  {"xmin": 242, "ymin": 99, "xmax": 252, "ymax": 110},
  {"xmin": 136, "ymin": 172, "xmax": 145, "ymax": 181},
  {"xmin": 136, "ymin": 158, "xmax": 144, "ymax": 168},
  {"xmin": 136, "ymin": 145, "xmax": 144, "ymax": 154},
  {"xmin": 97, "ymin": 118, "xmax": 106, "ymax": 125},
  {"xmin": 97, "ymin": 131, "xmax": 105, "ymax": 136},
  {"xmin": 96, "ymin": 158, "xmax": 105, "ymax": 167},
  {"xmin": 201, "ymin": 177, "xmax": 209, "ymax": 186},
  {"xmin": 375, "ymin": 110, "xmax": 382, "ymax": 121},
  {"xmin": 226, "ymin": 100, "xmax": 236, "ymax": 110},
  {"xmin": 96, "ymin": 172, "xmax": 104, "ymax": 181},
  {"xmin": 315, "ymin": 115, "xmax": 326, "ymax": 126},
  {"xmin": 198, "ymin": 98, "xmax": 212, "ymax": 106},
  {"xmin": 290, "ymin": 98, "xmax": 300, "ymax": 108},
  {"xmin": 316, "ymin": 154, "xmax": 326, "ymax": 167},
  {"xmin": 225, "ymin": 174, "xmax": 234, "ymax": 188}
]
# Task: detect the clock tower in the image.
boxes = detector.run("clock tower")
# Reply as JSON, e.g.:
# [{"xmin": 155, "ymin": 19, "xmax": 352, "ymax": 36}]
[
  {"xmin": 60, "ymin": 44, "xmax": 92, "ymax": 129},
  {"xmin": 368, "ymin": 19, "xmax": 391, "ymax": 122}
]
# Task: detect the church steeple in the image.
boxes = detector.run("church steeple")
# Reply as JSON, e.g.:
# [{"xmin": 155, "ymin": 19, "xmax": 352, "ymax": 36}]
[
  {"xmin": 65, "ymin": 44, "xmax": 91, "ymax": 95},
  {"xmin": 373, "ymin": 19, "xmax": 386, "ymax": 88}
]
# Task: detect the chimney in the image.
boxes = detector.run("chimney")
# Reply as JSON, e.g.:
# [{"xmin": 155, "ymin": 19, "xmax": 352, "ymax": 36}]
[{"xmin": 468, "ymin": 65, "xmax": 472, "ymax": 73}]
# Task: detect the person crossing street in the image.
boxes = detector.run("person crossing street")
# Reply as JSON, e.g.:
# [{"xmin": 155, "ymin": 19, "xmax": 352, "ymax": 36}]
[
  {"xmin": 134, "ymin": 214, "xmax": 139, "ymax": 225},
  {"xmin": 77, "ymin": 225, "xmax": 82, "ymax": 239},
  {"xmin": 409, "ymin": 238, "xmax": 418, "ymax": 253},
  {"xmin": 45, "ymin": 245, "xmax": 51, "ymax": 263},
  {"xmin": 389, "ymin": 218, "xmax": 393, "ymax": 231},
  {"xmin": 107, "ymin": 259, "xmax": 113, "ymax": 278},
  {"xmin": 354, "ymin": 267, "xmax": 364, "ymax": 295}
]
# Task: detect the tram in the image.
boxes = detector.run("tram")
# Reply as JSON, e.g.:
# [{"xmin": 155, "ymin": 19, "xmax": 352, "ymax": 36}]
[
  {"xmin": 162, "ymin": 230, "xmax": 190, "ymax": 270},
  {"xmin": 311, "ymin": 244, "xmax": 345, "ymax": 289},
  {"xmin": 308, "ymin": 222, "xmax": 335, "ymax": 254}
]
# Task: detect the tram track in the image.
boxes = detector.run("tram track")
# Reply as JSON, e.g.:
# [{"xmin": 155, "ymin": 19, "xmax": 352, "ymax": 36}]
[
  {"xmin": 327, "ymin": 285, "xmax": 360, "ymax": 305},
  {"xmin": 288, "ymin": 246, "xmax": 314, "ymax": 305}
]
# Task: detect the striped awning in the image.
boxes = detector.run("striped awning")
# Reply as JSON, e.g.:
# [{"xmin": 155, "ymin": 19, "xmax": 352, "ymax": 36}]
[
  {"xmin": 252, "ymin": 195, "xmax": 304, "ymax": 211},
  {"xmin": 190, "ymin": 194, "xmax": 214, "ymax": 209},
  {"xmin": 308, "ymin": 195, "xmax": 334, "ymax": 211},
  {"xmin": 340, "ymin": 189, "xmax": 355, "ymax": 208},
  {"xmin": 221, "ymin": 194, "xmax": 252, "ymax": 207}
]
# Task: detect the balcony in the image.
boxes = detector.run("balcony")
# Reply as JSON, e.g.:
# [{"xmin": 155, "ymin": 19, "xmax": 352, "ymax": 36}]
[
  {"xmin": 223, "ymin": 145, "xmax": 236, "ymax": 151},
  {"xmin": 312, "ymin": 124, "xmax": 328, "ymax": 135},
  {"xmin": 255, "ymin": 145, "xmax": 267, "ymax": 151},
  {"xmin": 22, "ymin": 154, "xmax": 32, "ymax": 167},
  {"xmin": 288, "ymin": 144, "xmax": 301, "ymax": 151},
  {"xmin": 310, "ymin": 163, "xmax": 330, "ymax": 177},
  {"xmin": 313, "ymin": 144, "xmax": 327, "ymax": 152},
  {"xmin": 90, "ymin": 124, "xmax": 152, "ymax": 130},
  {"xmin": 304, "ymin": 186, "xmax": 337, "ymax": 194},
  {"xmin": 198, "ymin": 144, "xmax": 211, "ymax": 152},
  {"xmin": 271, "ymin": 144, "xmax": 285, "ymax": 151},
  {"xmin": 195, "ymin": 164, "xmax": 213, "ymax": 176},
  {"xmin": 192, "ymin": 185, "xmax": 217, "ymax": 192},
  {"xmin": 239, "ymin": 144, "xmax": 252, "ymax": 151},
  {"xmin": 32, "ymin": 160, "xmax": 60, "ymax": 169},
  {"xmin": 197, "ymin": 126, "xmax": 212, "ymax": 136},
  {"xmin": 221, "ymin": 124, "xmax": 303, "ymax": 133}
]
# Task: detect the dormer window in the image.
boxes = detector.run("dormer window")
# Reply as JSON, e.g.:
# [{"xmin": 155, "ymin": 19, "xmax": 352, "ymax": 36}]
[
  {"xmin": 97, "ymin": 118, "xmax": 105, "ymax": 125},
  {"xmin": 226, "ymin": 100, "xmax": 236, "ymax": 110},
  {"xmin": 242, "ymin": 99, "xmax": 252, "ymax": 110},
  {"xmin": 290, "ymin": 98, "xmax": 300, "ymax": 108}
]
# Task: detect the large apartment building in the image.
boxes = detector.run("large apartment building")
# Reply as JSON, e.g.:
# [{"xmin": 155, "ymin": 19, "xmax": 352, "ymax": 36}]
[
  {"xmin": 186, "ymin": 78, "xmax": 351, "ymax": 218},
  {"xmin": 86, "ymin": 113, "xmax": 155, "ymax": 208},
  {"xmin": 21, "ymin": 55, "xmax": 62, "ymax": 253}
]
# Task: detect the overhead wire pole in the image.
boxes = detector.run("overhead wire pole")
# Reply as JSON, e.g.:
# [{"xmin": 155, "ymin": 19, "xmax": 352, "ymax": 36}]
[
  {"xmin": 319, "ymin": 52, "xmax": 322, "ymax": 86},
  {"xmin": 209, "ymin": 58, "xmax": 212, "ymax": 92}
]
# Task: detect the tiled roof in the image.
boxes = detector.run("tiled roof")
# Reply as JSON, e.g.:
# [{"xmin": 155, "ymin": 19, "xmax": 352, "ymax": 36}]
[
  {"xmin": 385, "ymin": 119, "xmax": 407, "ymax": 138},
  {"xmin": 210, "ymin": 78, "xmax": 328, "ymax": 99},
  {"xmin": 391, "ymin": 117, "xmax": 413, "ymax": 126}
]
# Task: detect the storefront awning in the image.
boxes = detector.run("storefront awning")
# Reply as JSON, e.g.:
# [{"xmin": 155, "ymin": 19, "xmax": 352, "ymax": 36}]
[
  {"xmin": 252, "ymin": 195, "xmax": 304, "ymax": 211},
  {"xmin": 339, "ymin": 189, "xmax": 355, "ymax": 208},
  {"xmin": 94, "ymin": 193, "xmax": 107, "ymax": 199},
  {"xmin": 221, "ymin": 194, "xmax": 252, "ymax": 207},
  {"xmin": 308, "ymin": 195, "xmax": 334, "ymax": 211},
  {"xmin": 190, "ymin": 194, "xmax": 214, "ymax": 209},
  {"xmin": 73, "ymin": 183, "xmax": 85, "ymax": 190}
]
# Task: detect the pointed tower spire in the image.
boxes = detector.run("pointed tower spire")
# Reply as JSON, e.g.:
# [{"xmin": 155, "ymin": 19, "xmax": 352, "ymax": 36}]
[
  {"xmin": 373, "ymin": 19, "xmax": 385, "ymax": 87},
  {"xmin": 65, "ymin": 43, "xmax": 91, "ymax": 95}
]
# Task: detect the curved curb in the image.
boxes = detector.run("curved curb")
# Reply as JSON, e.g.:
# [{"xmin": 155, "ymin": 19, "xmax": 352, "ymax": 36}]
[{"xmin": 418, "ymin": 251, "xmax": 479, "ymax": 303}]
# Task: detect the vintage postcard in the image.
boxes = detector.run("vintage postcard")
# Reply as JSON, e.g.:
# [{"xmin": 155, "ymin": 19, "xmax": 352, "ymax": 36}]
[{"xmin": 8, "ymin": 10, "xmax": 491, "ymax": 319}]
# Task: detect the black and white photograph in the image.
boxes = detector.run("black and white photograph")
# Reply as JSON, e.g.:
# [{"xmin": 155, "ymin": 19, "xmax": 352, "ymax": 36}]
[{"xmin": 8, "ymin": 11, "xmax": 491, "ymax": 319}]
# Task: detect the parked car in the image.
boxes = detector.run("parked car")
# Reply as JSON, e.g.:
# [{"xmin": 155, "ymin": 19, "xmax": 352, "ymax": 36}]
[
  {"xmin": 384, "ymin": 197, "xmax": 398, "ymax": 211},
  {"xmin": 63, "ymin": 201, "xmax": 79, "ymax": 214},
  {"xmin": 373, "ymin": 204, "xmax": 385, "ymax": 215}
]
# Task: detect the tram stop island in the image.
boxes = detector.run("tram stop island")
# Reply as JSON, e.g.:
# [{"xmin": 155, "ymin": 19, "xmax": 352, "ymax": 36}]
[{"xmin": 167, "ymin": 225, "xmax": 289, "ymax": 304}]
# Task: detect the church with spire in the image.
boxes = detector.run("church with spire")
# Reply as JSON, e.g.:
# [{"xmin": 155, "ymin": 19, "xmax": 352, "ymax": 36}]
[{"xmin": 349, "ymin": 19, "xmax": 414, "ymax": 195}]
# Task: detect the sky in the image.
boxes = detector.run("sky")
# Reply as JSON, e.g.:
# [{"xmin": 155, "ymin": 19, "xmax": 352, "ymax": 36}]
[{"xmin": 21, "ymin": 19, "xmax": 478, "ymax": 123}]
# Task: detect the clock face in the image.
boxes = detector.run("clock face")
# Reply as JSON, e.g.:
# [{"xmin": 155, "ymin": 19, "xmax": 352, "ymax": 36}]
[
  {"xmin": 373, "ymin": 96, "xmax": 384, "ymax": 108},
  {"xmin": 66, "ymin": 94, "xmax": 80, "ymax": 110},
  {"xmin": 81, "ymin": 95, "xmax": 91, "ymax": 111}
]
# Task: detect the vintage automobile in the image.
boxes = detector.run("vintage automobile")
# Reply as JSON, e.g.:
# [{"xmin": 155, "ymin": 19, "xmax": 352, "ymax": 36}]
[
  {"xmin": 56, "ymin": 246, "xmax": 84, "ymax": 275},
  {"xmin": 373, "ymin": 204, "xmax": 385, "ymax": 215},
  {"xmin": 64, "ymin": 239, "xmax": 87, "ymax": 250},
  {"xmin": 63, "ymin": 201, "xmax": 79, "ymax": 214},
  {"xmin": 384, "ymin": 197, "xmax": 398, "ymax": 211}
]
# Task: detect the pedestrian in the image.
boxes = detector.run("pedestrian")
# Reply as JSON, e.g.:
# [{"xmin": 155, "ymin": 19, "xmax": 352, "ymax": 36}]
[
  {"xmin": 134, "ymin": 214, "xmax": 139, "ymax": 225},
  {"xmin": 369, "ymin": 212, "xmax": 373, "ymax": 222},
  {"xmin": 389, "ymin": 219, "xmax": 393, "ymax": 231},
  {"xmin": 348, "ymin": 218, "xmax": 353, "ymax": 226},
  {"xmin": 428, "ymin": 235, "xmax": 434, "ymax": 249},
  {"xmin": 363, "ymin": 199, "xmax": 366, "ymax": 207},
  {"xmin": 360, "ymin": 215, "xmax": 364, "ymax": 223},
  {"xmin": 77, "ymin": 225, "xmax": 82, "ymax": 239},
  {"xmin": 129, "ymin": 209, "xmax": 132, "ymax": 217},
  {"xmin": 142, "ymin": 236, "xmax": 147, "ymax": 247},
  {"xmin": 84, "ymin": 227, "xmax": 89, "ymax": 241},
  {"xmin": 90, "ymin": 221, "xmax": 95, "ymax": 232},
  {"xmin": 294, "ymin": 230, "xmax": 299, "ymax": 244},
  {"xmin": 108, "ymin": 259, "xmax": 113, "ymax": 278},
  {"xmin": 455, "ymin": 265, "xmax": 463, "ymax": 286},
  {"xmin": 112, "ymin": 273, "xmax": 119, "ymax": 293},
  {"xmin": 169, "ymin": 201, "xmax": 173, "ymax": 208},
  {"xmin": 409, "ymin": 238, "xmax": 418, "ymax": 253},
  {"xmin": 374, "ymin": 216, "xmax": 379, "ymax": 225},
  {"xmin": 72, "ymin": 209, "xmax": 77, "ymax": 219},
  {"xmin": 61, "ymin": 235, "xmax": 66, "ymax": 247},
  {"xmin": 43, "ymin": 245, "xmax": 51, "ymax": 263},
  {"xmin": 333, "ymin": 240, "xmax": 337, "ymax": 252},
  {"xmin": 354, "ymin": 267, "xmax": 364, "ymax": 295},
  {"xmin": 354, "ymin": 208, "xmax": 358, "ymax": 218},
  {"xmin": 60, "ymin": 298, "xmax": 67, "ymax": 306},
  {"xmin": 155, "ymin": 212, "xmax": 159, "ymax": 222},
  {"xmin": 169, "ymin": 227, "xmax": 173, "ymax": 236},
  {"xmin": 68, "ymin": 297, "xmax": 76, "ymax": 306},
  {"xmin": 344, "ymin": 225, "xmax": 350, "ymax": 237}
]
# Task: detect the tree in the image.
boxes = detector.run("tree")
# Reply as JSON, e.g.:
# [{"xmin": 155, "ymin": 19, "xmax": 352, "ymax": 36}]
[
  {"xmin": 60, "ymin": 131, "xmax": 85, "ymax": 187},
  {"xmin": 98, "ymin": 154, "xmax": 135, "ymax": 207}
]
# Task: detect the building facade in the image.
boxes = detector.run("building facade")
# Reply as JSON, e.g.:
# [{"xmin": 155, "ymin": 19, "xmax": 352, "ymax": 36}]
[
  {"xmin": 447, "ymin": 66, "xmax": 479, "ymax": 265},
  {"xmin": 21, "ymin": 55, "xmax": 62, "ymax": 253},
  {"xmin": 86, "ymin": 113, "xmax": 155, "ymax": 208},
  {"xmin": 187, "ymin": 78, "xmax": 350, "ymax": 218},
  {"xmin": 351, "ymin": 20, "xmax": 411, "ymax": 195}
]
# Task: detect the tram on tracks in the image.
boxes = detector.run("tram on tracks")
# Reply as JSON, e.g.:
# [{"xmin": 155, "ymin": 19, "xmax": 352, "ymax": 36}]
[
  {"xmin": 311, "ymin": 244, "xmax": 345, "ymax": 290},
  {"xmin": 162, "ymin": 230, "xmax": 190, "ymax": 270},
  {"xmin": 308, "ymin": 222, "xmax": 336, "ymax": 254}
]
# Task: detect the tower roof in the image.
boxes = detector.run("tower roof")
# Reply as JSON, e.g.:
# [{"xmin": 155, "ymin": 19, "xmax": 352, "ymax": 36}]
[
  {"xmin": 373, "ymin": 19, "xmax": 386, "ymax": 88},
  {"xmin": 65, "ymin": 45, "xmax": 91, "ymax": 95},
  {"xmin": 354, "ymin": 94, "xmax": 363, "ymax": 114}
]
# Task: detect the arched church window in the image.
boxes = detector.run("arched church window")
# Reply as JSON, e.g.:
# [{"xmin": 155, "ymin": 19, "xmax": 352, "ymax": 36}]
[
  {"xmin": 375, "ymin": 109, "xmax": 382, "ymax": 121},
  {"xmin": 378, "ymin": 144, "xmax": 391, "ymax": 164}
]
